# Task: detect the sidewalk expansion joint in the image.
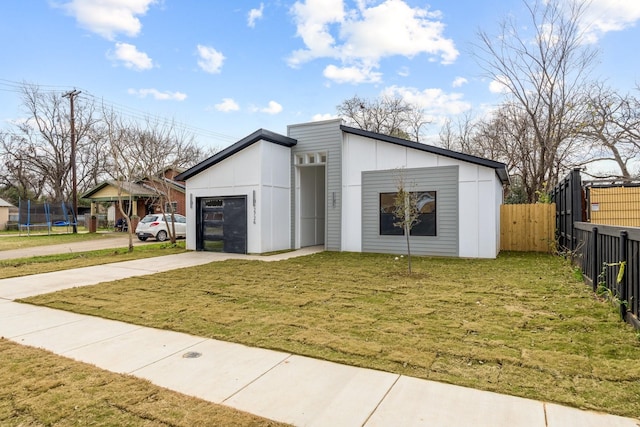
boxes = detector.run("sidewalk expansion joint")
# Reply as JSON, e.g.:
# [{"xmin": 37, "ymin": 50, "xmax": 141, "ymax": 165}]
[
  {"xmin": 361, "ymin": 373, "xmax": 401, "ymax": 427},
  {"xmin": 221, "ymin": 353, "xmax": 294, "ymax": 403}
]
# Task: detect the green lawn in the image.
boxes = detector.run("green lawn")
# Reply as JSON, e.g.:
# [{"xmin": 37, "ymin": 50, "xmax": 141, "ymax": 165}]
[
  {"xmin": 0, "ymin": 242, "xmax": 187, "ymax": 279},
  {"xmin": 0, "ymin": 231, "xmax": 120, "ymax": 252},
  {"xmin": 22, "ymin": 251, "xmax": 640, "ymax": 419}
]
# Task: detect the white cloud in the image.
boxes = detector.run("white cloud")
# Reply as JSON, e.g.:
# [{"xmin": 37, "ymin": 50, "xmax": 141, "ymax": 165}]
[
  {"xmin": 197, "ymin": 45, "xmax": 225, "ymax": 74},
  {"xmin": 215, "ymin": 98, "xmax": 240, "ymax": 112},
  {"xmin": 58, "ymin": 0, "xmax": 156, "ymax": 40},
  {"xmin": 488, "ymin": 75, "xmax": 510, "ymax": 94},
  {"xmin": 382, "ymin": 85, "xmax": 471, "ymax": 117},
  {"xmin": 288, "ymin": 0, "xmax": 458, "ymax": 83},
  {"xmin": 109, "ymin": 42, "xmax": 153, "ymax": 70},
  {"xmin": 452, "ymin": 77, "xmax": 468, "ymax": 88},
  {"xmin": 289, "ymin": 0, "xmax": 345, "ymax": 67},
  {"xmin": 248, "ymin": 3, "xmax": 264, "ymax": 28},
  {"xmin": 127, "ymin": 88, "xmax": 187, "ymax": 101},
  {"xmin": 312, "ymin": 113, "xmax": 339, "ymax": 121},
  {"xmin": 579, "ymin": 0, "xmax": 640, "ymax": 43},
  {"xmin": 260, "ymin": 101, "xmax": 283, "ymax": 114},
  {"xmin": 323, "ymin": 64, "xmax": 381, "ymax": 84}
]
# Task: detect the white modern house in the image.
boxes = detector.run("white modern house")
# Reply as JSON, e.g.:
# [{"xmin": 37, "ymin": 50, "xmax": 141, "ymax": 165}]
[{"xmin": 176, "ymin": 119, "xmax": 509, "ymax": 258}]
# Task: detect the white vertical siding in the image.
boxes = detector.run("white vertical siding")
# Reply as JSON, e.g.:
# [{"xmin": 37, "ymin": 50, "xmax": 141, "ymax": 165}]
[
  {"xmin": 259, "ymin": 142, "xmax": 291, "ymax": 253},
  {"xmin": 183, "ymin": 140, "xmax": 291, "ymax": 253},
  {"xmin": 342, "ymin": 132, "xmax": 502, "ymax": 258}
]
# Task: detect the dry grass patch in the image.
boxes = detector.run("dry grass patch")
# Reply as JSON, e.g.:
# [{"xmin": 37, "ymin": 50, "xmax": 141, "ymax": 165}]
[
  {"xmin": 0, "ymin": 339, "xmax": 287, "ymax": 426},
  {"xmin": 23, "ymin": 251, "xmax": 640, "ymax": 418}
]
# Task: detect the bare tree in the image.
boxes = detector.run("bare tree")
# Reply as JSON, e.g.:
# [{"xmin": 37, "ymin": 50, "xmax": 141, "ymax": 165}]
[
  {"xmin": 393, "ymin": 170, "xmax": 421, "ymax": 274},
  {"xmin": 0, "ymin": 83, "xmax": 106, "ymax": 214},
  {"xmin": 438, "ymin": 112, "xmax": 481, "ymax": 156},
  {"xmin": 100, "ymin": 106, "xmax": 141, "ymax": 252},
  {"xmin": 474, "ymin": 0, "xmax": 598, "ymax": 200},
  {"xmin": 131, "ymin": 119, "xmax": 203, "ymax": 244},
  {"xmin": 0, "ymin": 130, "xmax": 48, "ymax": 202},
  {"xmin": 576, "ymin": 83, "xmax": 640, "ymax": 179},
  {"xmin": 337, "ymin": 95, "xmax": 429, "ymax": 141},
  {"xmin": 99, "ymin": 105, "xmax": 204, "ymax": 249}
]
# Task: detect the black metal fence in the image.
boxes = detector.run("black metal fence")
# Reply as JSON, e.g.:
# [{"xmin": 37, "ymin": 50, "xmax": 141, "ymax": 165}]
[
  {"xmin": 574, "ymin": 222, "xmax": 640, "ymax": 324},
  {"xmin": 550, "ymin": 168, "xmax": 584, "ymax": 251}
]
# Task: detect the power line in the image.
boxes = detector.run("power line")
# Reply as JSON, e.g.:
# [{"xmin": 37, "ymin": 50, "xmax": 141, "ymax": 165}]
[{"xmin": 0, "ymin": 78, "xmax": 241, "ymax": 146}]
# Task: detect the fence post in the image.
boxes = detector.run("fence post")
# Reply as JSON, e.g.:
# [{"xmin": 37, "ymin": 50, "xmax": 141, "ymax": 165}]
[
  {"xmin": 619, "ymin": 231, "xmax": 629, "ymax": 320},
  {"xmin": 591, "ymin": 227, "xmax": 599, "ymax": 292}
]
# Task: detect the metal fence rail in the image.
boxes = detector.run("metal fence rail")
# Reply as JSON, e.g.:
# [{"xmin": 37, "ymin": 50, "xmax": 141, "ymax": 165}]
[
  {"xmin": 550, "ymin": 169, "xmax": 584, "ymax": 251},
  {"xmin": 574, "ymin": 222, "xmax": 640, "ymax": 324}
]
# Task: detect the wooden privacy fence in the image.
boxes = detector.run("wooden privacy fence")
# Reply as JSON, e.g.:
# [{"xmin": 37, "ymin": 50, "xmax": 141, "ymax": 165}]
[{"xmin": 500, "ymin": 204, "xmax": 556, "ymax": 253}]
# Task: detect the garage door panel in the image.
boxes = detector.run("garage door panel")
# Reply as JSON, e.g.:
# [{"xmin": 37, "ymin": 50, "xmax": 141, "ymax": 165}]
[{"xmin": 198, "ymin": 196, "xmax": 247, "ymax": 254}]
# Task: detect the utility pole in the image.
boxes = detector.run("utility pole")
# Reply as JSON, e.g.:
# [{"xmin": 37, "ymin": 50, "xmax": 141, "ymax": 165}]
[{"xmin": 63, "ymin": 89, "xmax": 81, "ymax": 234}]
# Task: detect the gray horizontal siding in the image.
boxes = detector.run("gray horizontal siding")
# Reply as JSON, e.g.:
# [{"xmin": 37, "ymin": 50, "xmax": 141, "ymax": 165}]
[
  {"xmin": 362, "ymin": 166, "xmax": 459, "ymax": 256},
  {"xmin": 288, "ymin": 120, "xmax": 342, "ymax": 251}
]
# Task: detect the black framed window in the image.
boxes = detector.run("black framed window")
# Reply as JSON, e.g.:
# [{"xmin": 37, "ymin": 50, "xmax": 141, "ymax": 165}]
[{"xmin": 379, "ymin": 191, "xmax": 436, "ymax": 236}]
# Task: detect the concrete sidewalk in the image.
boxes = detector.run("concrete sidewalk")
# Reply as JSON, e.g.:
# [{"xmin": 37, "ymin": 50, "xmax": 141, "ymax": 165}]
[{"xmin": 0, "ymin": 250, "xmax": 638, "ymax": 426}]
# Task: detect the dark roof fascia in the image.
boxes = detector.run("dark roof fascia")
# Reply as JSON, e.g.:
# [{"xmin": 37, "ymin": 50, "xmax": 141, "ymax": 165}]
[
  {"xmin": 340, "ymin": 125, "xmax": 510, "ymax": 185},
  {"xmin": 176, "ymin": 129, "xmax": 297, "ymax": 181}
]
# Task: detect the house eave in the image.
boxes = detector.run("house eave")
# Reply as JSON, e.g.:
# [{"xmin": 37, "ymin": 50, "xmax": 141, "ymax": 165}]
[
  {"xmin": 176, "ymin": 129, "xmax": 297, "ymax": 181},
  {"xmin": 340, "ymin": 125, "xmax": 510, "ymax": 185}
]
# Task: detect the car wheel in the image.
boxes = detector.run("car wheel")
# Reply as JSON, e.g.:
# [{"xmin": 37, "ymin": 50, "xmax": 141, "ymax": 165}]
[
  {"xmin": 156, "ymin": 230, "xmax": 168, "ymax": 242},
  {"xmin": 137, "ymin": 236, "xmax": 148, "ymax": 241}
]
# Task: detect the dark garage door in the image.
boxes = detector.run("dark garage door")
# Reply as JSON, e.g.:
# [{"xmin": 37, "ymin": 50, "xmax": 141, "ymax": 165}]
[{"xmin": 197, "ymin": 196, "xmax": 247, "ymax": 254}]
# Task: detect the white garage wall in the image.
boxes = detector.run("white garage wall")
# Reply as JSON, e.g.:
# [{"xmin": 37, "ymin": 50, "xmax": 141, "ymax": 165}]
[
  {"xmin": 341, "ymin": 133, "xmax": 502, "ymax": 258},
  {"xmin": 184, "ymin": 140, "xmax": 291, "ymax": 253},
  {"xmin": 259, "ymin": 142, "xmax": 291, "ymax": 252}
]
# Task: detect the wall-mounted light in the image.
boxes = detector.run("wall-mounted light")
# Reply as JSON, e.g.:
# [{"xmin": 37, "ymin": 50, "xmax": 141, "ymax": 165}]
[
  {"xmin": 332, "ymin": 191, "xmax": 336, "ymax": 208},
  {"xmin": 190, "ymin": 193, "xmax": 193, "ymax": 209}
]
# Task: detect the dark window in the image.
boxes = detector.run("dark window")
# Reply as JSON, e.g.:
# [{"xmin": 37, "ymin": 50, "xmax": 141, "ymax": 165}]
[
  {"xmin": 379, "ymin": 191, "xmax": 436, "ymax": 236},
  {"xmin": 380, "ymin": 193, "xmax": 404, "ymax": 235},
  {"xmin": 165, "ymin": 201, "xmax": 178, "ymax": 213}
]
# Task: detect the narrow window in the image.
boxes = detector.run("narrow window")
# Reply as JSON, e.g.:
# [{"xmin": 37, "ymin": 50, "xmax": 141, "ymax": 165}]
[{"xmin": 379, "ymin": 193, "xmax": 403, "ymax": 235}]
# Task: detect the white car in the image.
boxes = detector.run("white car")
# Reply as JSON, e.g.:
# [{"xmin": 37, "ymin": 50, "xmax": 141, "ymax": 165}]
[{"xmin": 135, "ymin": 213, "xmax": 187, "ymax": 242}]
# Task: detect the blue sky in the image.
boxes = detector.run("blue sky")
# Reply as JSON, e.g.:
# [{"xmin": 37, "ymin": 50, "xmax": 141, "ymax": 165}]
[{"xmin": 1, "ymin": 0, "xmax": 639, "ymax": 150}]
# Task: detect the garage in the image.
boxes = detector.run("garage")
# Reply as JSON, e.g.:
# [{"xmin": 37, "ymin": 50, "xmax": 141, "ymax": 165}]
[{"xmin": 197, "ymin": 196, "xmax": 247, "ymax": 253}]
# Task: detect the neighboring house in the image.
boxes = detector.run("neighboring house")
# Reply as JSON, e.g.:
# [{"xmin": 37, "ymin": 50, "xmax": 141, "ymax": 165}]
[
  {"xmin": 0, "ymin": 198, "xmax": 15, "ymax": 230},
  {"xmin": 81, "ymin": 168, "xmax": 186, "ymax": 221},
  {"xmin": 176, "ymin": 119, "xmax": 509, "ymax": 258}
]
